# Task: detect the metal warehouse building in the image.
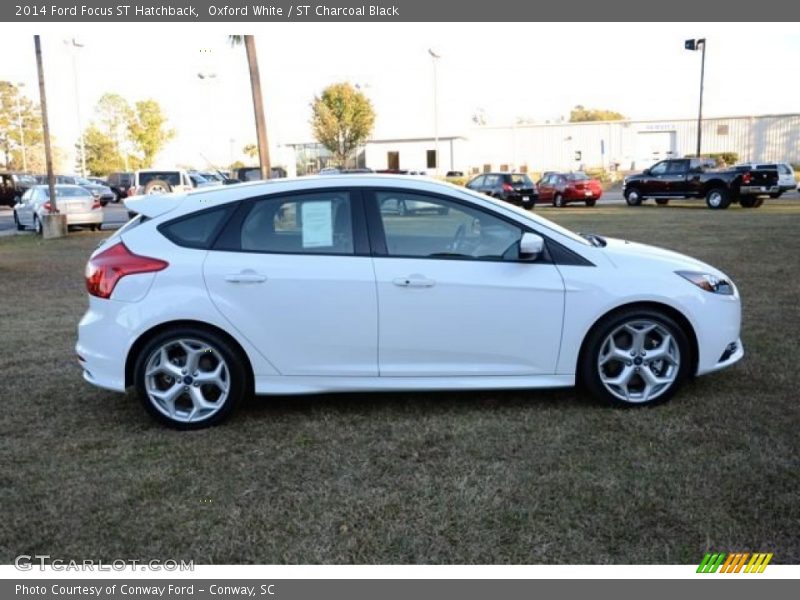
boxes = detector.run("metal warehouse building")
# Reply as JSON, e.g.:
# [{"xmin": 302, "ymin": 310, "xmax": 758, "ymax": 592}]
[
  {"xmin": 282, "ymin": 113, "xmax": 799, "ymax": 175},
  {"xmin": 465, "ymin": 113, "xmax": 800, "ymax": 174}
]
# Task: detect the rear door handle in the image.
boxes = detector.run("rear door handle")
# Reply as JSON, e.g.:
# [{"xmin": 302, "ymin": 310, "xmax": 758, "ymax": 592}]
[
  {"xmin": 393, "ymin": 275, "xmax": 436, "ymax": 288},
  {"xmin": 225, "ymin": 272, "xmax": 267, "ymax": 284}
]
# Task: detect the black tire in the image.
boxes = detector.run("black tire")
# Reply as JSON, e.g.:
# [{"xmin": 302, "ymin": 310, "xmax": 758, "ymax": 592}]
[
  {"xmin": 13, "ymin": 211, "xmax": 24, "ymax": 231},
  {"xmin": 585, "ymin": 199, "xmax": 596, "ymax": 207},
  {"xmin": 739, "ymin": 196, "xmax": 760, "ymax": 208},
  {"xmin": 134, "ymin": 327, "xmax": 248, "ymax": 429},
  {"xmin": 33, "ymin": 215, "xmax": 42, "ymax": 235},
  {"xmin": 554, "ymin": 194, "xmax": 565, "ymax": 208},
  {"xmin": 143, "ymin": 179, "xmax": 172, "ymax": 195},
  {"xmin": 97, "ymin": 223, "xmax": 103, "ymax": 231},
  {"xmin": 705, "ymin": 187, "xmax": 731, "ymax": 209},
  {"xmin": 655, "ymin": 198, "xmax": 669, "ymax": 206},
  {"xmin": 624, "ymin": 188, "xmax": 643, "ymax": 206},
  {"xmin": 769, "ymin": 192, "xmax": 782, "ymax": 199},
  {"xmin": 579, "ymin": 308, "xmax": 692, "ymax": 408}
]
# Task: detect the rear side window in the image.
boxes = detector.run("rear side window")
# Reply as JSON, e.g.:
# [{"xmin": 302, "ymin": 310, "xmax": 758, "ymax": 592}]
[
  {"xmin": 238, "ymin": 192, "xmax": 354, "ymax": 255},
  {"xmin": 159, "ymin": 206, "xmax": 232, "ymax": 249}
]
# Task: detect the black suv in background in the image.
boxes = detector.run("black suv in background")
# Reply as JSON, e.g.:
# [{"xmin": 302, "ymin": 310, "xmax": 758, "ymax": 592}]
[
  {"xmin": 106, "ymin": 172, "xmax": 135, "ymax": 201},
  {"xmin": 0, "ymin": 172, "xmax": 37, "ymax": 207},
  {"xmin": 465, "ymin": 172, "xmax": 538, "ymax": 209}
]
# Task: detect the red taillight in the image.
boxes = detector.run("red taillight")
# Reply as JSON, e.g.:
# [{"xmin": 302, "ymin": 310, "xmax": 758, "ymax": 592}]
[
  {"xmin": 91, "ymin": 200, "xmax": 102, "ymax": 210},
  {"xmin": 43, "ymin": 201, "xmax": 52, "ymax": 212},
  {"xmin": 742, "ymin": 171, "xmax": 752, "ymax": 184},
  {"xmin": 85, "ymin": 242, "xmax": 168, "ymax": 299},
  {"xmin": 502, "ymin": 182, "xmax": 514, "ymax": 192},
  {"xmin": 127, "ymin": 187, "xmax": 136, "ymax": 197}
]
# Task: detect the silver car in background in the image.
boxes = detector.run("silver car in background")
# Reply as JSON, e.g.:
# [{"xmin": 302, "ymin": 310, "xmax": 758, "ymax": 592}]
[{"xmin": 13, "ymin": 184, "xmax": 104, "ymax": 234}]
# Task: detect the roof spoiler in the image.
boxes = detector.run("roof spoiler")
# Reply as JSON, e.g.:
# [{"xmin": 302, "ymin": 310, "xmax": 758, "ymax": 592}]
[{"xmin": 124, "ymin": 193, "xmax": 185, "ymax": 218}]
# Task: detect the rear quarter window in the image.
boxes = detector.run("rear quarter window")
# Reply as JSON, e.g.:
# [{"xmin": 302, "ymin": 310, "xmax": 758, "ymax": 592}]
[{"xmin": 159, "ymin": 205, "xmax": 233, "ymax": 249}]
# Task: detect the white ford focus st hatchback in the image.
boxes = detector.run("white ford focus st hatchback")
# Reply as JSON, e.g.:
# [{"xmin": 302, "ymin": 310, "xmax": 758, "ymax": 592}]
[{"xmin": 77, "ymin": 176, "xmax": 743, "ymax": 428}]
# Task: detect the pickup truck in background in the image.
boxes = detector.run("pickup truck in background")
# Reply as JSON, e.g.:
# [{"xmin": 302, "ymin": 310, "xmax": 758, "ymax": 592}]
[{"xmin": 623, "ymin": 158, "xmax": 779, "ymax": 209}]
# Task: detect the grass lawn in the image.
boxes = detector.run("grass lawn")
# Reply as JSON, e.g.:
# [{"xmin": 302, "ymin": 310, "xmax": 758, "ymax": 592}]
[{"xmin": 1, "ymin": 200, "xmax": 798, "ymax": 564}]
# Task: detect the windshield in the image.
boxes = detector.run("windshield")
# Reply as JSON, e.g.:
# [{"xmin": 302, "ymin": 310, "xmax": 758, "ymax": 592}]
[
  {"xmin": 510, "ymin": 174, "xmax": 534, "ymax": 187},
  {"xmin": 139, "ymin": 171, "xmax": 182, "ymax": 186},
  {"xmin": 567, "ymin": 172, "xmax": 589, "ymax": 181},
  {"xmin": 17, "ymin": 175, "xmax": 37, "ymax": 184}
]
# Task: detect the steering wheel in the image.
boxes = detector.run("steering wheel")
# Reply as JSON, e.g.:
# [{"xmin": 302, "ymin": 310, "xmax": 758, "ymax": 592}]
[{"xmin": 450, "ymin": 224, "xmax": 466, "ymax": 253}]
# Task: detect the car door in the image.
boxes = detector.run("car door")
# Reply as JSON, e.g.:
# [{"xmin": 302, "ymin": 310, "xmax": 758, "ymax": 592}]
[
  {"xmin": 642, "ymin": 160, "xmax": 669, "ymax": 195},
  {"xmin": 537, "ymin": 174, "xmax": 553, "ymax": 203},
  {"xmin": 366, "ymin": 189, "xmax": 565, "ymax": 376},
  {"xmin": 203, "ymin": 189, "xmax": 379, "ymax": 376},
  {"xmin": 15, "ymin": 188, "xmax": 32, "ymax": 224},
  {"xmin": 663, "ymin": 159, "xmax": 689, "ymax": 196}
]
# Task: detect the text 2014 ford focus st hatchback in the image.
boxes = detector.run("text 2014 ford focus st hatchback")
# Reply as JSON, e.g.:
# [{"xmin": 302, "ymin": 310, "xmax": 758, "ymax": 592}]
[{"xmin": 76, "ymin": 176, "xmax": 743, "ymax": 428}]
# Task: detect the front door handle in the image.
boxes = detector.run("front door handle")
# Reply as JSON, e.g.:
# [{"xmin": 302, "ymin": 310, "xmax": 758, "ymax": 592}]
[
  {"xmin": 225, "ymin": 271, "xmax": 267, "ymax": 284},
  {"xmin": 393, "ymin": 275, "xmax": 436, "ymax": 288}
]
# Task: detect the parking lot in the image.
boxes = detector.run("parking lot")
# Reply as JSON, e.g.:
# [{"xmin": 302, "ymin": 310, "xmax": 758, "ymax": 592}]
[{"xmin": 1, "ymin": 199, "xmax": 798, "ymax": 564}]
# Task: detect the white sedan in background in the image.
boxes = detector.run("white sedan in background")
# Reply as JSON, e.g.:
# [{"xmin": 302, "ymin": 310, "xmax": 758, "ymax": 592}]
[
  {"xmin": 14, "ymin": 184, "xmax": 104, "ymax": 233},
  {"xmin": 77, "ymin": 175, "xmax": 743, "ymax": 428}
]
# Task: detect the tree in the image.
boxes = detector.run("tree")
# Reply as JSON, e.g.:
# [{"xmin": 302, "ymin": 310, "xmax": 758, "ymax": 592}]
[
  {"xmin": 242, "ymin": 143, "xmax": 258, "ymax": 160},
  {"xmin": 569, "ymin": 105, "xmax": 626, "ymax": 122},
  {"xmin": 96, "ymin": 93, "xmax": 134, "ymax": 170},
  {"xmin": 0, "ymin": 81, "xmax": 44, "ymax": 171},
  {"xmin": 78, "ymin": 124, "xmax": 128, "ymax": 176},
  {"xmin": 311, "ymin": 82, "xmax": 375, "ymax": 167},
  {"xmin": 127, "ymin": 99, "xmax": 175, "ymax": 168},
  {"xmin": 229, "ymin": 35, "xmax": 271, "ymax": 179}
]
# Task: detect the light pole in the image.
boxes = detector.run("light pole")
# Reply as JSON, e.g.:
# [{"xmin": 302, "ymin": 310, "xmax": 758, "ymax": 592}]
[
  {"xmin": 428, "ymin": 48, "xmax": 441, "ymax": 177},
  {"xmin": 65, "ymin": 37, "xmax": 86, "ymax": 176},
  {"xmin": 685, "ymin": 38, "xmax": 706, "ymax": 158},
  {"xmin": 15, "ymin": 82, "xmax": 28, "ymax": 172}
]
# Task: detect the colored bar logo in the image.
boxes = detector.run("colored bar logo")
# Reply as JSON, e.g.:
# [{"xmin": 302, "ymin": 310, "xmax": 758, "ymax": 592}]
[{"xmin": 697, "ymin": 552, "xmax": 773, "ymax": 573}]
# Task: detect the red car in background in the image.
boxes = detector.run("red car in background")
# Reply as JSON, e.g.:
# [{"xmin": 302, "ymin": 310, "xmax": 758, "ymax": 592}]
[{"xmin": 537, "ymin": 171, "xmax": 603, "ymax": 207}]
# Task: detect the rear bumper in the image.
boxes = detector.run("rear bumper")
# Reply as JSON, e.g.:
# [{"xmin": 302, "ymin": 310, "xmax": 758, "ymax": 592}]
[
  {"xmin": 65, "ymin": 211, "xmax": 103, "ymax": 225},
  {"xmin": 506, "ymin": 192, "xmax": 539, "ymax": 205},
  {"xmin": 740, "ymin": 185, "xmax": 779, "ymax": 196}
]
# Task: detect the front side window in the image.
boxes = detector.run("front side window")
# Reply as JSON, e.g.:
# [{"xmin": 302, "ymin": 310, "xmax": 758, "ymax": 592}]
[
  {"xmin": 375, "ymin": 191, "xmax": 522, "ymax": 261},
  {"xmin": 239, "ymin": 192, "xmax": 354, "ymax": 255},
  {"xmin": 667, "ymin": 160, "xmax": 689, "ymax": 175},
  {"xmin": 650, "ymin": 162, "xmax": 668, "ymax": 175}
]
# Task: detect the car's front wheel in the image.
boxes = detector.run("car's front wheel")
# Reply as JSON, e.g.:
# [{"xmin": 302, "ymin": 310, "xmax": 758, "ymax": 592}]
[
  {"xmin": 739, "ymin": 196, "xmax": 763, "ymax": 208},
  {"xmin": 134, "ymin": 328, "xmax": 247, "ymax": 429},
  {"xmin": 655, "ymin": 198, "xmax": 669, "ymax": 206},
  {"xmin": 624, "ymin": 188, "xmax": 643, "ymax": 206},
  {"xmin": 580, "ymin": 309, "xmax": 691, "ymax": 407}
]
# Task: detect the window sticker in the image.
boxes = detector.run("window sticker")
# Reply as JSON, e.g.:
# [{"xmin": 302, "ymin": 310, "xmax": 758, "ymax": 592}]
[{"xmin": 301, "ymin": 201, "xmax": 333, "ymax": 248}]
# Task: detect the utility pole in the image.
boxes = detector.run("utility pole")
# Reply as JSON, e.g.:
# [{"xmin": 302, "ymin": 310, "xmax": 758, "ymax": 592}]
[
  {"xmin": 685, "ymin": 38, "xmax": 706, "ymax": 158},
  {"xmin": 35, "ymin": 35, "xmax": 65, "ymax": 238},
  {"xmin": 66, "ymin": 38, "xmax": 86, "ymax": 176},
  {"xmin": 244, "ymin": 36, "xmax": 271, "ymax": 179},
  {"xmin": 428, "ymin": 49, "xmax": 441, "ymax": 177}
]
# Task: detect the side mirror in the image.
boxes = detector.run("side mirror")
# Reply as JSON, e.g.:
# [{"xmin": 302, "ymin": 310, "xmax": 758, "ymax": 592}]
[{"xmin": 519, "ymin": 232, "xmax": 545, "ymax": 260}]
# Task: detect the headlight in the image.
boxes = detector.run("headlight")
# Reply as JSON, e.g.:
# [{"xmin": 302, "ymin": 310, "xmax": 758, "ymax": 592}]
[{"xmin": 676, "ymin": 271, "xmax": 734, "ymax": 295}]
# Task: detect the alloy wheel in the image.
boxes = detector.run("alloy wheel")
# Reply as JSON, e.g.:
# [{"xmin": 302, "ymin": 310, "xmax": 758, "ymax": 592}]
[
  {"xmin": 143, "ymin": 338, "xmax": 231, "ymax": 424},
  {"xmin": 597, "ymin": 319, "xmax": 680, "ymax": 403}
]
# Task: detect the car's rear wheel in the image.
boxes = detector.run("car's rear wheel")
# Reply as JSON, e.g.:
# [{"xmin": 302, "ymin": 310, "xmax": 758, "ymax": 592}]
[
  {"xmin": 13, "ymin": 211, "xmax": 24, "ymax": 231},
  {"xmin": 33, "ymin": 215, "xmax": 42, "ymax": 235},
  {"xmin": 580, "ymin": 309, "xmax": 691, "ymax": 407},
  {"xmin": 655, "ymin": 198, "xmax": 669, "ymax": 206},
  {"xmin": 624, "ymin": 189, "xmax": 643, "ymax": 206},
  {"xmin": 585, "ymin": 199, "xmax": 596, "ymax": 207},
  {"xmin": 554, "ymin": 194, "xmax": 565, "ymax": 208},
  {"xmin": 706, "ymin": 187, "xmax": 731, "ymax": 209},
  {"xmin": 134, "ymin": 328, "xmax": 247, "ymax": 429}
]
